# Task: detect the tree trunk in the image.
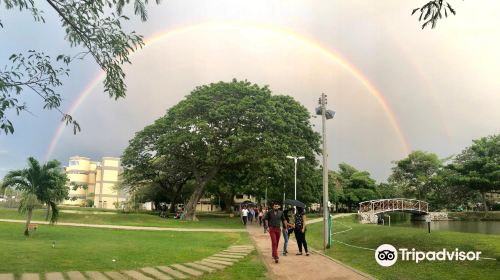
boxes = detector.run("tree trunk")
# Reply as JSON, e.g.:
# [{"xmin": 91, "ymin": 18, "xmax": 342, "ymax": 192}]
[
  {"xmin": 183, "ymin": 184, "xmax": 206, "ymax": 221},
  {"xmin": 45, "ymin": 202, "xmax": 51, "ymax": 221},
  {"xmin": 169, "ymin": 184, "xmax": 184, "ymax": 213},
  {"xmin": 223, "ymin": 189, "xmax": 235, "ymax": 214},
  {"xmin": 24, "ymin": 208, "xmax": 33, "ymax": 236},
  {"xmin": 183, "ymin": 166, "xmax": 219, "ymax": 221},
  {"xmin": 481, "ymin": 191, "xmax": 489, "ymax": 217}
]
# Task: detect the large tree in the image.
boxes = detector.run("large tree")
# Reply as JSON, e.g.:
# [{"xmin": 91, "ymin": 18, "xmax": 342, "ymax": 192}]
[
  {"xmin": 448, "ymin": 135, "xmax": 500, "ymax": 214},
  {"xmin": 428, "ymin": 167, "xmax": 481, "ymax": 211},
  {"xmin": 335, "ymin": 163, "xmax": 379, "ymax": 212},
  {"xmin": 2, "ymin": 157, "xmax": 69, "ymax": 235},
  {"xmin": 123, "ymin": 80, "xmax": 320, "ymax": 220},
  {"xmin": 0, "ymin": 0, "xmax": 160, "ymax": 134},
  {"xmin": 389, "ymin": 151, "xmax": 442, "ymax": 201}
]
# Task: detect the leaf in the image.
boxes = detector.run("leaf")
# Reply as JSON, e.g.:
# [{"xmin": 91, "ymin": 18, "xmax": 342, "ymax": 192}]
[{"xmin": 447, "ymin": 3, "xmax": 456, "ymax": 15}]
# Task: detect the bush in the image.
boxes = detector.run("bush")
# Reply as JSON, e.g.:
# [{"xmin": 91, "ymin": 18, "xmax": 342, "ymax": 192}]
[{"xmin": 491, "ymin": 203, "xmax": 500, "ymax": 211}]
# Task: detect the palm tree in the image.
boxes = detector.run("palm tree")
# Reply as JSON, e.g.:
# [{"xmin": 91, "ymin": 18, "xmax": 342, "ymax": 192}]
[{"xmin": 2, "ymin": 157, "xmax": 68, "ymax": 236}]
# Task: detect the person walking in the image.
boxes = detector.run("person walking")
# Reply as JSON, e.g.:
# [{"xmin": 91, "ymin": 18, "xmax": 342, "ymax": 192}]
[
  {"xmin": 281, "ymin": 208, "xmax": 294, "ymax": 256},
  {"xmin": 262, "ymin": 207, "xmax": 269, "ymax": 233},
  {"xmin": 249, "ymin": 207, "xmax": 255, "ymax": 224},
  {"xmin": 241, "ymin": 206, "xmax": 249, "ymax": 225},
  {"xmin": 264, "ymin": 202, "xmax": 287, "ymax": 263},
  {"xmin": 294, "ymin": 207, "xmax": 309, "ymax": 256},
  {"xmin": 258, "ymin": 207, "xmax": 263, "ymax": 226}
]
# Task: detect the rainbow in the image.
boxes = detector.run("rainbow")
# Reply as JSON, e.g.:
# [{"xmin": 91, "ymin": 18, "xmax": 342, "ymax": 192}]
[{"xmin": 45, "ymin": 21, "xmax": 412, "ymax": 161}]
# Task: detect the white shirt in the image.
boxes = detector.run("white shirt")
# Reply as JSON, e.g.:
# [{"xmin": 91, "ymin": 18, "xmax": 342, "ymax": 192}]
[{"xmin": 241, "ymin": 209, "xmax": 249, "ymax": 217}]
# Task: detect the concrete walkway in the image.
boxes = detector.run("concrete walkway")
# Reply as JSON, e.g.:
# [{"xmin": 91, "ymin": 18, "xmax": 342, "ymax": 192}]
[
  {"xmin": 0, "ymin": 245, "xmax": 254, "ymax": 280},
  {"xmin": 0, "ymin": 219, "xmax": 245, "ymax": 232},
  {"xmin": 246, "ymin": 216, "xmax": 371, "ymax": 280}
]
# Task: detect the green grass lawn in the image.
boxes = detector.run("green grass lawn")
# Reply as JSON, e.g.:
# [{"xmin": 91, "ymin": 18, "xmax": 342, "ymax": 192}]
[
  {"xmin": 307, "ymin": 215, "xmax": 500, "ymax": 280},
  {"xmin": 0, "ymin": 208, "xmax": 244, "ymax": 229},
  {"xmin": 0, "ymin": 222, "xmax": 247, "ymax": 274}
]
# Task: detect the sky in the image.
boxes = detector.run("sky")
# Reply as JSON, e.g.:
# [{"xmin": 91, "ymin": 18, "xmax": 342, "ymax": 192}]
[{"xmin": 1, "ymin": 0, "xmax": 499, "ymax": 182}]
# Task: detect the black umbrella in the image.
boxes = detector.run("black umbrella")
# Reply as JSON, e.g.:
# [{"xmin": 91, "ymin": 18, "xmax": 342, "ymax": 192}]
[{"xmin": 284, "ymin": 199, "xmax": 306, "ymax": 208}]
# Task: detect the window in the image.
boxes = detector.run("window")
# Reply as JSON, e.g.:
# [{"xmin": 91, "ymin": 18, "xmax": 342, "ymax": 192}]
[
  {"xmin": 236, "ymin": 195, "xmax": 244, "ymax": 199},
  {"xmin": 69, "ymin": 160, "xmax": 80, "ymax": 166}
]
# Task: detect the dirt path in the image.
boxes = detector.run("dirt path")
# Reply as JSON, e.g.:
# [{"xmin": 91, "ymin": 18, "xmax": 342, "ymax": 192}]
[{"xmin": 246, "ymin": 217, "xmax": 372, "ymax": 280}]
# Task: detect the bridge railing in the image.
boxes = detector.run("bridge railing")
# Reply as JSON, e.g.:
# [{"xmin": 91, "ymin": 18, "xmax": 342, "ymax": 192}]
[{"xmin": 359, "ymin": 198, "xmax": 428, "ymax": 214}]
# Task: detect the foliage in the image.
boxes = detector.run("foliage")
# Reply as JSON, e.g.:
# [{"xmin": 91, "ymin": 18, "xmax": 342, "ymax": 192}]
[
  {"xmin": 123, "ymin": 79, "xmax": 321, "ymax": 220},
  {"xmin": 447, "ymin": 135, "xmax": 500, "ymax": 212},
  {"xmin": 335, "ymin": 163, "xmax": 379, "ymax": 211},
  {"xmin": 376, "ymin": 182, "xmax": 402, "ymax": 199},
  {"xmin": 84, "ymin": 198, "xmax": 94, "ymax": 207},
  {"xmin": 426, "ymin": 167, "xmax": 480, "ymax": 211},
  {"xmin": 1, "ymin": 157, "xmax": 69, "ymax": 231},
  {"xmin": 17, "ymin": 192, "xmax": 40, "ymax": 214},
  {"xmin": 412, "ymin": 0, "xmax": 458, "ymax": 29},
  {"xmin": 0, "ymin": 0, "xmax": 160, "ymax": 134},
  {"xmin": 122, "ymin": 119, "xmax": 193, "ymax": 211},
  {"xmin": 389, "ymin": 151, "xmax": 442, "ymax": 201}
]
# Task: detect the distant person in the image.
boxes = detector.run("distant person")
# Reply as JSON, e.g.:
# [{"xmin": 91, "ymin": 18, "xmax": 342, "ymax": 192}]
[
  {"xmin": 262, "ymin": 207, "xmax": 269, "ymax": 233},
  {"xmin": 294, "ymin": 207, "xmax": 309, "ymax": 256},
  {"xmin": 159, "ymin": 204, "xmax": 167, "ymax": 218},
  {"xmin": 241, "ymin": 206, "xmax": 249, "ymax": 225},
  {"xmin": 264, "ymin": 202, "xmax": 287, "ymax": 263},
  {"xmin": 258, "ymin": 207, "xmax": 264, "ymax": 226},
  {"xmin": 249, "ymin": 207, "xmax": 255, "ymax": 223}
]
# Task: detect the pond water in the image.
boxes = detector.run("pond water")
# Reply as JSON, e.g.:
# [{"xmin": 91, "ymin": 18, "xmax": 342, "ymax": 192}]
[
  {"xmin": 401, "ymin": 220, "xmax": 500, "ymax": 235},
  {"xmin": 383, "ymin": 213, "xmax": 500, "ymax": 235}
]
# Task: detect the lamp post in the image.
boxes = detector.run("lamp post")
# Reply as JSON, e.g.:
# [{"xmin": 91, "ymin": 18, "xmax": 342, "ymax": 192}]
[
  {"xmin": 316, "ymin": 93, "xmax": 335, "ymax": 249},
  {"xmin": 286, "ymin": 155, "xmax": 305, "ymax": 200}
]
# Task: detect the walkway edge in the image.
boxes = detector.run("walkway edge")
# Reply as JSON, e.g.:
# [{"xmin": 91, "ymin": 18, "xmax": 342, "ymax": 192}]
[
  {"xmin": 310, "ymin": 248, "xmax": 377, "ymax": 280},
  {"xmin": 246, "ymin": 227, "xmax": 275, "ymax": 280}
]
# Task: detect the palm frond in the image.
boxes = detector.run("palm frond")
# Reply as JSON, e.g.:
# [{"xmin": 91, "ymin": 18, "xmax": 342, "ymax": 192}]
[{"xmin": 18, "ymin": 192, "xmax": 39, "ymax": 214}]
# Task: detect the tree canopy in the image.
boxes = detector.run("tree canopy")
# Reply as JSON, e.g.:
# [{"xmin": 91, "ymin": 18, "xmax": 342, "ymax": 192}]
[
  {"xmin": 447, "ymin": 135, "xmax": 500, "ymax": 212},
  {"xmin": 389, "ymin": 151, "xmax": 442, "ymax": 201},
  {"xmin": 123, "ymin": 80, "xmax": 321, "ymax": 220},
  {"xmin": 333, "ymin": 163, "xmax": 379, "ymax": 212}
]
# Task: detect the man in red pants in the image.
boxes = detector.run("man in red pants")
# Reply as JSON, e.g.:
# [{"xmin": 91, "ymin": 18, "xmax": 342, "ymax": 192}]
[{"xmin": 264, "ymin": 201, "xmax": 287, "ymax": 263}]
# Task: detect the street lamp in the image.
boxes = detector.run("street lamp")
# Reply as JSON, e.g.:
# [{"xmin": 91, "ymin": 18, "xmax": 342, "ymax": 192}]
[
  {"xmin": 286, "ymin": 155, "xmax": 305, "ymax": 200},
  {"xmin": 316, "ymin": 93, "xmax": 335, "ymax": 250}
]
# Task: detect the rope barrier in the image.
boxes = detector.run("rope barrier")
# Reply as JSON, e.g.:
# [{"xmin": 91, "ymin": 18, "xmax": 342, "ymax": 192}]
[{"xmin": 329, "ymin": 220, "xmax": 498, "ymax": 260}]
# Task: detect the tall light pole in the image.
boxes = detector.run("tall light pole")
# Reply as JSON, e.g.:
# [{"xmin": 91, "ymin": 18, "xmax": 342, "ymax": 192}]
[
  {"xmin": 316, "ymin": 93, "xmax": 335, "ymax": 250},
  {"xmin": 286, "ymin": 155, "xmax": 304, "ymax": 200}
]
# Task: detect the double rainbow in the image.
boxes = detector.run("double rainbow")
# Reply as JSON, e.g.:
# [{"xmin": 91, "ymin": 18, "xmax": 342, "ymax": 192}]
[{"xmin": 46, "ymin": 21, "xmax": 411, "ymax": 160}]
